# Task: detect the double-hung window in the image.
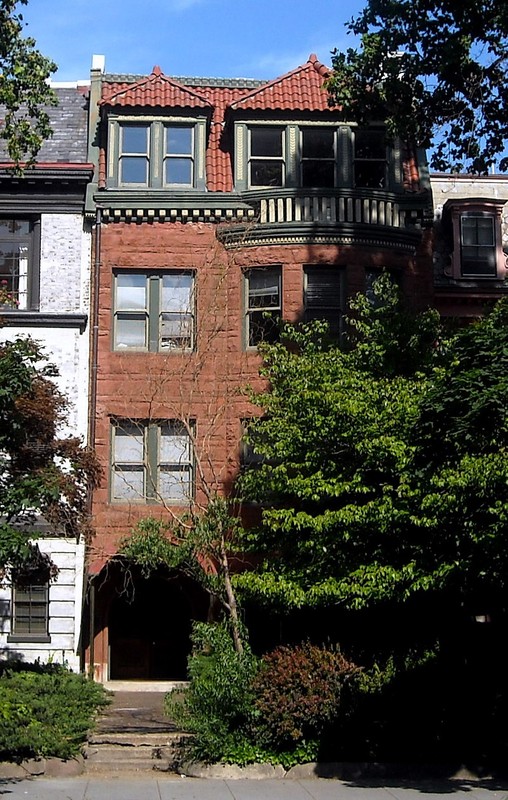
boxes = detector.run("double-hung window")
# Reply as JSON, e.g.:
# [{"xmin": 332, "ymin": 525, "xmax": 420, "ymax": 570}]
[
  {"xmin": 0, "ymin": 218, "xmax": 39, "ymax": 310},
  {"xmin": 10, "ymin": 570, "xmax": 50, "ymax": 641},
  {"xmin": 460, "ymin": 215, "xmax": 497, "ymax": 277},
  {"xmin": 114, "ymin": 271, "xmax": 195, "ymax": 352},
  {"xmin": 114, "ymin": 119, "xmax": 204, "ymax": 189},
  {"xmin": 249, "ymin": 127, "xmax": 284, "ymax": 187},
  {"xmin": 301, "ymin": 128, "xmax": 335, "ymax": 188},
  {"xmin": 112, "ymin": 420, "xmax": 193, "ymax": 503},
  {"xmin": 245, "ymin": 266, "xmax": 282, "ymax": 348},
  {"xmin": 304, "ymin": 266, "xmax": 344, "ymax": 339},
  {"xmin": 354, "ymin": 129, "xmax": 387, "ymax": 188}
]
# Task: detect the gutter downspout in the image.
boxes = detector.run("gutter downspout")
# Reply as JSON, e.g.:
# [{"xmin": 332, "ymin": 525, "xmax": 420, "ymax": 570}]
[{"xmin": 87, "ymin": 206, "xmax": 101, "ymax": 679}]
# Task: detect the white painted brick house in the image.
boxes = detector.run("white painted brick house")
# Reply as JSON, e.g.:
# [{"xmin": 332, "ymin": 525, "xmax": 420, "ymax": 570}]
[{"xmin": 0, "ymin": 84, "xmax": 93, "ymax": 670}]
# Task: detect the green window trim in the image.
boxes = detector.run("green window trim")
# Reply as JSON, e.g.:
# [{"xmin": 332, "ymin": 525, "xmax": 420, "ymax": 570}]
[
  {"xmin": 113, "ymin": 270, "xmax": 196, "ymax": 353},
  {"xmin": 0, "ymin": 216, "xmax": 41, "ymax": 311},
  {"xmin": 111, "ymin": 419, "xmax": 194, "ymax": 504},
  {"xmin": 108, "ymin": 116, "xmax": 207, "ymax": 190}
]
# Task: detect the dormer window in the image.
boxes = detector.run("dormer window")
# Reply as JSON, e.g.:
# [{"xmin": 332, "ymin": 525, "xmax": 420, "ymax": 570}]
[
  {"xmin": 249, "ymin": 127, "xmax": 284, "ymax": 187},
  {"xmin": 109, "ymin": 117, "xmax": 206, "ymax": 190},
  {"xmin": 445, "ymin": 199, "xmax": 506, "ymax": 281},
  {"xmin": 301, "ymin": 128, "xmax": 335, "ymax": 188}
]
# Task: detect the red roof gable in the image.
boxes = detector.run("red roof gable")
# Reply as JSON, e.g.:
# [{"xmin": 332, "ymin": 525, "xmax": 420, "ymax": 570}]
[
  {"xmin": 100, "ymin": 66, "xmax": 212, "ymax": 109},
  {"xmin": 229, "ymin": 54, "xmax": 333, "ymax": 112}
]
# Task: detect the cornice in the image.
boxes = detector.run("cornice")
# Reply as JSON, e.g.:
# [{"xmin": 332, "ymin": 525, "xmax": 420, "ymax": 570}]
[{"xmin": 0, "ymin": 312, "xmax": 88, "ymax": 333}]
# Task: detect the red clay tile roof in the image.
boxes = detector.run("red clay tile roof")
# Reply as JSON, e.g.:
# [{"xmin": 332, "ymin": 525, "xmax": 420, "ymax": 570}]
[
  {"xmin": 229, "ymin": 54, "xmax": 333, "ymax": 112},
  {"xmin": 100, "ymin": 66, "xmax": 212, "ymax": 109}
]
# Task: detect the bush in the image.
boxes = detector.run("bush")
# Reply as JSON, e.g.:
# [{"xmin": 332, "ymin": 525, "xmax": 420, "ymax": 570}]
[
  {"xmin": 0, "ymin": 662, "xmax": 109, "ymax": 762},
  {"xmin": 252, "ymin": 642, "xmax": 360, "ymax": 749},
  {"xmin": 165, "ymin": 621, "xmax": 259, "ymax": 763}
]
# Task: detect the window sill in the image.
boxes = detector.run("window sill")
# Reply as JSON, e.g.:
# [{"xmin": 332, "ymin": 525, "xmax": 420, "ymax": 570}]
[
  {"xmin": 7, "ymin": 634, "xmax": 51, "ymax": 644},
  {"xmin": 0, "ymin": 311, "xmax": 88, "ymax": 333}
]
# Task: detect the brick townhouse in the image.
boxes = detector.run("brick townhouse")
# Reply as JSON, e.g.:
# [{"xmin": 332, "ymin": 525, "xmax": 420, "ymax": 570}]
[{"xmin": 83, "ymin": 53, "xmax": 437, "ymax": 682}]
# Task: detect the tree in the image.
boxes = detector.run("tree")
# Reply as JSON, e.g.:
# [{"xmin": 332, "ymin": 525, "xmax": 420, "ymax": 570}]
[
  {"xmin": 0, "ymin": 337, "xmax": 100, "ymax": 573},
  {"xmin": 0, "ymin": 0, "xmax": 57, "ymax": 165},
  {"xmin": 234, "ymin": 279, "xmax": 508, "ymax": 620},
  {"xmin": 326, "ymin": 0, "xmax": 508, "ymax": 173}
]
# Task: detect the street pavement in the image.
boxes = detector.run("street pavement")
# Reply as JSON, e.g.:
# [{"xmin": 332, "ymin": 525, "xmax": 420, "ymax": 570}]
[{"xmin": 1, "ymin": 776, "xmax": 508, "ymax": 800}]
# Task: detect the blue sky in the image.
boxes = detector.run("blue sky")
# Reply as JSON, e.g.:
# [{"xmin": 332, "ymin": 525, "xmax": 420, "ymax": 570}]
[{"xmin": 21, "ymin": 0, "xmax": 364, "ymax": 82}]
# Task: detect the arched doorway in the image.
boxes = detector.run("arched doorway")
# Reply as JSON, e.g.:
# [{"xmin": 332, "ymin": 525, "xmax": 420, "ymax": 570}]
[{"xmin": 107, "ymin": 567, "xmax": 207, "ymax": 680}]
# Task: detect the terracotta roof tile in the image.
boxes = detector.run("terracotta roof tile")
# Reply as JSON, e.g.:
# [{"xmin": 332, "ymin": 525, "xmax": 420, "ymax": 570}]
[
  {"xmin": 229, "ymin": 54, "xmax": 333, "ymax": 112},
  {"xmin": 100, "ymin": 66, "xmax": 212, "ymax": 109}
]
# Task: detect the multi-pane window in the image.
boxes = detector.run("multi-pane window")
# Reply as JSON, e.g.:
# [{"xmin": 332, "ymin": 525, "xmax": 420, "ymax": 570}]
[
  {"xmin": 119, "ymin": 124, "xmax": 150, "ymax": 185},
  {"xmin": 116, "ymin": 121, "xmax": 200, "ymax": 188},
  {"xmin": 301, "ymin": 128, "xmax": 335, "ymax": 187},
  {"xmin": 249, "ymin": 127, "xmax": 284, "ymax": 187},
  {"xmin": 11, "ymin": 572, "xmax": 49, "ymax": 638},
  {"xmin": 245, "ymin": 266, "xmax": 282, "ymax": 348},
  {"xmin": 114, "ymin": 271, "xmax": 195, "ymax": 352},
  {"xmin": 111, "ymin": 420, "xmax": 193, "ymax": 503},
  {"xmin": 460, "ymin": 215, "xmax": 497, "ymax": 277},
  {"xmin": 354, "ymin": 129, "xmax": 387, "ymax": 188},
  {"xmin": 0, "ymin": 218, "xmax": 38, "ymax": 310},
  {"xmin": 165, "ymin": 126, "xmax": 194, "ymax": 185},
  {"xmin": 304, "ymin": 266, "xmax": 344, "ymax": 339}
]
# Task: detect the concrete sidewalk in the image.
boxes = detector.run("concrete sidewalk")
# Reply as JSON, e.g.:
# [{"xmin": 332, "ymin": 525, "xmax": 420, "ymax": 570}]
[{"xmin": 1, "ymin": 775, "xmax": 507, "ymax": 800}]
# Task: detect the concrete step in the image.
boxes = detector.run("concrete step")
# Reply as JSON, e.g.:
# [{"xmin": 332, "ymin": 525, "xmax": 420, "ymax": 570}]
[{"xmin": 84, "ymin": 734, "xmax": 189, "ymax": 774}]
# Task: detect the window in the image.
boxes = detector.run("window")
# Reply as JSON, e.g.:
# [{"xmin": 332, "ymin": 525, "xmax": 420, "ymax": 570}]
[
  {"xmin": 0, "ymin": 218, "xmax": 39, "ymax": 310},
  {"xmin": 111, "ymin": 420, "xmax": 193, "ymax": 503},
  {"xmin": 113, "ymin": 119, "xmax": 204, "ymax": 189},
  {"xmin": 249, "ymin": 127, "xmax": 284, "ymax": 187},
  {"xmin": 10, "ymin": 570, "xmax": 49, "ymax": 640},
  {"xmin": 354, "ymin": 129, "xmax": 387, "ymax": 188},
  {"xmin": 304, "ymin": 266, "xmax": 344, "ymax": 338},
  {"xmin": 245, "ymin": 267, "xmax": 281, "ymax": 347},
  {"xmin": 460, "ymin": 215, "xmax": 497, "ymax": 277},
  {"xmin": 301, "ymin": 128, "xmax": 335, "ymax": 187},
  {"xmin": 114, "ymin": 271, "xmax": 195, "ymax": 352}
]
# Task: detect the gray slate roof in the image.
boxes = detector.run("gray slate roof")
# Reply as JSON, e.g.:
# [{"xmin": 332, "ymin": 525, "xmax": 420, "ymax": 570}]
[{"xmin": 0, "ymin": 86, "xmax": 90, "ymax": 164}]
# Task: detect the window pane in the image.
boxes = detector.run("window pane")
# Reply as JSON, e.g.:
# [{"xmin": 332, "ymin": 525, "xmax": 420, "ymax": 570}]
[
  {"xmin": 250, "ymin": 161, "xmax": 283, "ymax": 187},
  {"xmin": 160, "ymin": 314, "xmax": 193, "ymax": 348},
  {"xmin": 302, "ymin": 161, "xmax": 335, "ymax": 188},
  {"xmin": 116, "ymin": 314, "xmax": 147, "ymax": 349},
  {"xmin": 302, "ymin": 129, "xmax": 334, "ymax": 159},
  {"xmin": 160, "ymin": 428, "xmax": 191, "ymax": 464},
  {"xmin": 248, "ymin": 270, "xmax": 280, "ymax": 309},
  {"xmin": 248, "ymin": 311, "xmax": 280, "ymax": 346},
  {"xmin": 113, "ymin": 467, "xmax": 144, "ymax": 500},
  {"xmin": 166, "ymin": 127, "xmax": 193, "ymax": 154},
  {"xmin": 114, "ymin": 427, "xmax": 144, "ymax": 463},
  {"xmin": 116, "ymin": 274, "xmax": 147, "ymax": 310},
  {"xmin": 159, "ymin": 469, "xmax": 191, "ymax": 501},
  {"xmin": 161, "ymin": 273, "xmax": 193, "ymax": 312},
  {"xmin": 120, "ymin": 156, "xmax": 148, "ymax": 184},
  {"xmin": 251, "ymin": 127, "xmax": 283, "ymax": 157},
  {"xmin": 354, "ymin": 162, "xmax": 386, "ymax": 188},
  {"xmin": 122, "ymin": 125, "xmax": 148, "ymax": 154},
  {"xmin": 165, "ymin": 158, "xmax": 192, "ymax": 185},
  {"xmin": 355, "ymin": 130, "xmax": 386, "ymax": 159}
]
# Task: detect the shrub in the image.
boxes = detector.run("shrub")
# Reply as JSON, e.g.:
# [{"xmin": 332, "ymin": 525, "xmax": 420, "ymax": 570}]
[
  {"xmin": 252, "ymin": 642, "xmax": 360, "ymax": 749},
  {"xmin": 165, "ymin": 621, "xmax": 259, "ymax": 763},
  {"xmin": 0, "ymin": 662, "xmax": 109, "ymax": 762}
]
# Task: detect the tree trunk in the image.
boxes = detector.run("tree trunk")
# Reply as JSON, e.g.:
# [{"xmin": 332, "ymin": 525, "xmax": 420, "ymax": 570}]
[{"xmin": 219, "ymin": 537, "xmax": 243, "ymax": 654}]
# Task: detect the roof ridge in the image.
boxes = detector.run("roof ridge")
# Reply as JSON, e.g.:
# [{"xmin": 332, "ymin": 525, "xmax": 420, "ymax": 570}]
[
  {"xmin": 101, "ymin": 66, "xmax": 212, "ymax": 107},
  {"xmin": 230, "ymin": 54, "xmax": 331, "ymax": 109},
  {"xmin": 103, "ymin": 73, "xmax": 265, "ymax": 89}
]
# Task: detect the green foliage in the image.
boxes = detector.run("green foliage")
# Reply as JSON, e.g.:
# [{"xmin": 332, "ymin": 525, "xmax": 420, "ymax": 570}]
[
  {"xmin": 165, "ymin": 622, "xmax": 259, "ymax": 763},
  {"xmin": 0, "ymin": 0, "xmax": 57, "ymax": 165},
  {"xmin": 0, "ymin": 662, "xmax": 109, "ymax": 761},
  {"xmin": 252, "ymin": 643, "xmax": 360, "ymax": 748},
  {"xmin": 236, "ymin": 283, "xmax": 508, "ymax": 618},
  {"xmin": 0, "ymin": 337, "xmax": 101, "ymax": 573},
  {"xmin": 326, "ymin": 0, "xmax": 508, "ymax": 173}
]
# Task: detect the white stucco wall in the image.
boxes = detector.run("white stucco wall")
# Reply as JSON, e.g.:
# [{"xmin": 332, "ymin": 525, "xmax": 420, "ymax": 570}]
[{"xmin": 0, "ymin": 211, "xmax": 91, "ymax": 670}]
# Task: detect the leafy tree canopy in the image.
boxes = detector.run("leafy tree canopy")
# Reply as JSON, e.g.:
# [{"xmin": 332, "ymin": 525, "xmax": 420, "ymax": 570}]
[
  {"xmin": 0, "ymin": 337, "xmax": 100, "ymax": 574},
  {"xmin": 326, "ymin": 0, "xmax": 508, "ymax": 173},
  {"xmin": 235, "ymin": 280, "xmax": 508, "ymax": 617},
  {"xmin": 0, "ymin": 0, "xmax": 56, "ymax": 164}
]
